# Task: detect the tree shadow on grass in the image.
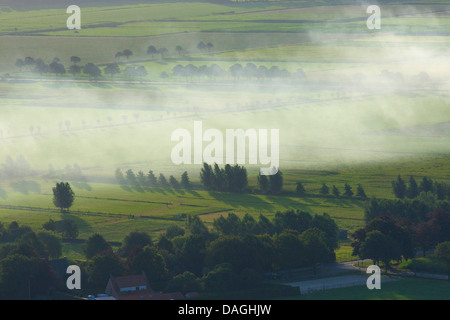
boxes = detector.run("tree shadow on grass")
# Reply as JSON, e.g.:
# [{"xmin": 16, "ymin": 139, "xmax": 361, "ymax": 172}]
[
  {"xmin": 9, "ymin": 180, "xmax": 41, "ymax": 195},
  {"xmin": 186, "ymin": 189, "xmax": 202, "ymax": 198},
  {"xmin": 61, "ymin": 213, "xmax": 93, "ymax": 235},
  {"xmin": 207, "ymin": 191, "xmax": 274, "ymax": 211},
  {"xmin": 72, "ymin": 181, "xmax": 92, "ymax": 191}
]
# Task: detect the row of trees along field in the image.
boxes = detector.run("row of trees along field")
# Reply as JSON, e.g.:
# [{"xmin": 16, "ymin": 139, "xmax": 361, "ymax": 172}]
[
  {"xmin": 171, "ymin": 63, "xmax": 306, "ymax": 80},
  {"xmin": 0, "ymin": 208, "xmax": 338, "ymax": 299},
  {"xmin": 14, "ymin": 56, "xmax": 307, "ymax": 82},
  {"xmin": 294, "ymin": 181, "xmax": 367, "ymax": 199},
  {"xmin": 115, "ymin": 169, "xmax": 192, "ymax": 190},
  {"xmin": 392, "ymin": 175, "xmax": 450, "ymax": 200}
]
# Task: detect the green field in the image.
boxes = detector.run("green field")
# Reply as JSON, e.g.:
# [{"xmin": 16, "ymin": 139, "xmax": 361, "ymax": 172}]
[
  {"xmin": 285, "ymin": 278, "xmax": 450, "ymax": 300},
  {"xmin": 0, "ymin": 1, "xmax": 449, "ymax": 298}
]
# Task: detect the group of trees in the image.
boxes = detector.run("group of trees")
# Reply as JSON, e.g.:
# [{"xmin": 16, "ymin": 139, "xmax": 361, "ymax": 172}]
[
  {"xmin": 75, "ymin": 209, "xmax": 338, "ymax": 294},
  {"xmin": 0, "ymin": 221, "xmax": 64, "ymax": 299},
  {"xmin": 171, "ymin": 63, "xmax": 306, "ymax": 81},
  {"xmin": 257, "ymin": 170, "xmax": 283, "ymax": 195},
  {"xmin": 392, "ymin": 175, "xmax": 450, "ymax": 201},
  {"xmin": 318, "ymin": 183, "xmax": 366, "ymax": 199},
  {"xmin": 200, "ymin": 163, "xmax": 248, "ymax": 193},
  {"xmin": 0, "ymin": 155, "xmax": 32, "ymax": 179},
  {"xmin": 293, "ymin": 181, "xmax": 367, "ymax": 199},
  {"xmin": 352, "ymin": 208, "xmax": 450, "ymax": 273},
  {"xmin": 14, "ymin": 56, "xmax": 148, "ymax": 82},
  {"xmin": 115, "ymin": 168, "xmax": 192, "ymax": 190}
]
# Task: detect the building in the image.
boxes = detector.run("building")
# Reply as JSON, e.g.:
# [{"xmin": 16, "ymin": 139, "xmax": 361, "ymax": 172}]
[{"xmin": 103, "ymin": 272, "xmax": 185, "ymax": 300}]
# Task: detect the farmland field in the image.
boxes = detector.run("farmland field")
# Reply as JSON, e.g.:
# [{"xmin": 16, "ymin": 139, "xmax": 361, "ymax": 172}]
[{"xmin": 0, "ymin": 0, "xmax": 449, "ymax": 300}]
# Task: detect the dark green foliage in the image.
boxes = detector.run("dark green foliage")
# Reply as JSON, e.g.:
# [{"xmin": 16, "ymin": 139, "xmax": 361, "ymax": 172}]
[
  {"xmin": 332, "ymin": 185, "xmax": 340, "ymax": 197},
  {"xmin": 269, "ymin": 170, "xmax": 283, "ymax": 195},
  {"xmin": 165, "ymin": 224, "xmax": 185, "ymax": 239},
  {"xmin": 257, "ymin": 173, "xmax": 270, "ymax": 194},
  {"xmin": 42, "ymin": 218, "xmax": 57, "ymax": 232},
  {"xmin": 181, "ymin": 171, "xmax": 191, "ymax": 189},
  {"xmin": 407, "ymin": 176, "xmax": 420, "ymax": 199},
  {"xmin": 121, "ymin": 231, "xmax": 153, "ymax": 258},
  {"xmin": 169, "ymin": 175, "xmax": 180, "ymax": 189},
  {"xmin": 201, "ymin": 163, "xmax": 248, "ymax": 193},
  {"xmin": 88, "ymin": 252, "xmax": 124, "ymax": 288},
  {"xmin": 52, "ymin": 182, "xmax": 74, "ymax": 212},
  {"xmin": 0, "ymin": 254, "xmax": 58, "ymax": 299},
  {"xmin": 147, "ymin": 170, "xmax": 158, "ymax": 187},
  {"xmin": 356, "ymin": 184, "xmax": 367, "ymax": 199},
  {"xmin": 37, "ymin": 231, "xmax": 62, "ymax": 259},
  {"xmin": 83, "ymin": 233, "xmax": 112, "ymax": 259},
  {"xmin": 130, "ymin": 246, "xmax": 168, "ymax": 283},
  {"xmin": 61, "ymin": 220, "xmax": 78, "ymax": 239},
  {"xmin": 320, "ymin": 183, "xmax": 329, "ymax": 195},
  {"xmin": 392, "ymin": 175, "xmax": 407, "ymax": 199},
  {"xmin": 296, "ymin": 182, "xmax": 306, "ymax": 197},
  {"xmin": 343, "ymin": 183, "xmax": 353, "ymax": 197},
  {"xmin": 166, "ymin": 271, "xmax": 202, "ymax": 294},
  {"xmin": 420, "ymin": 177, "xmax": 434, "ymax": 193}
]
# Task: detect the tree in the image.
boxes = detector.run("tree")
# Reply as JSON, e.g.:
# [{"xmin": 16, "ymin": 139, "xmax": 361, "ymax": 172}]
[
  {"xmin": 70, "ymin": 56, "xmax": 81, "ymax": 65},
  {"xmin": 115, "ymin": 168, "xmax": 126, "ymax": 185},
  {"xmin": 148, "ymin": 170, "xmax": 158, "ymax": 187},
  {"xmin": 360, "ymin": 231, "xmax": 401, "ymax": 272},
  {"xmin": 296, "ymin": 182, "xmax": 306, "ymax": 197},
  {"xmin": 356, "ymin": 184, "xmax": 367, "ymax": 199},
  {"xmin": 175, "ymin": 45, "xmax": 183, "ymax": 55},
  {"xmin": 52, "ymin": 182, "xmax": 74, "ymax": 212},
  {"xmin": 122, "ymin": 49, "xmax": 133, "ymax": 60},
  {"xmin": 181, "ymin": 171, "xmax": 191, "ymax": 189},
  {"xmin": 258, "ymin": 173, "xmax": 270, "ymax": 194},
  {"xmin": 159, "ymin": 173, "xmax": 169, "ymax": 188},
  {"xmin": 392, "ymin": 175, "xmax": 407, "ymax": 199},
  {"xmin": 344, "ymin": 183, "xmax": 354, "ymax": 197},
  {"xmin": 15, "ymin": 58, "xmax": 24, "ymax": 71},
  {"xmin": 159, "ymin": 47, "xmax": 168, "ymax": 58},
  {"xmin": 121, "ymin": 231, "xmax": 153, "ymax": 258},
  {"xmin": 407, "ymin": 176, "xmax": 419, "ymax": 199},
  {"xmin": 84, "ymin": 233, "xmax": 112, "ymax": 259},
  {"xmin": 434, "ymin": 242, "xmax": 450, "ymax": 281},
  {"xmin": 42, "ymin": 218, "xmax": 57, "ymax": 232},
  {"xmin": 420, "ymin": 176, "xmax": 434, "ymax": 193},
  {"xmin": 169, "ymin": 175, "xmax": 180, "ymax": 189},
  {"xmin": 299, "ymin": 228, "xmax": 335, "ymax": 274},
  {"xmin": 0, "ymin": 254, "xmax": 58, "ymax": 299},
  {"xmin": 104, "ymin": 63, "xmax": 120, "ymax": 78},
  {"xmin": 269, "ymin": 170, "xmax": 283, "ymax": 195},
  {"xmin": 37, "ymin": 231, "xmax": 62, "ymax": 259},
  {"xmin": 114, "ymin": 51, "xmax": 124, "ymax": 60},
  {"xmin": 61, "ymin": 220, "xmax": 78, "ymax": 239},
  {"xmin": 147, "ymin": 45, "xmax": 158, "ymax": 58},
  {"xmin": 332, "ymin": 185, "xmax": 340, "ymax": 198},
  {"xmin": 197, "ymin": 41, "xmax": 206, "ymax": 52},
  {"xmin": 88, "ymin": 252, "xmax": 124, "ymax": 288},
  {"xmin": 130, "ymin": 246, "xmax": 168, "ymax": 283},
  {"xmin": 83, "ymin": 63, "xmax": 101, "ymax": 80},
  {"xmin": 206, "ymin": 43, "xmax": 214, "ymax": 52},
  {"xmin": 49, "ymin": 61, "xmax": 66, "ymax": 78},
  {"xmin": 320, "ymin": 183, "xmax": 329, "ymax": 196},
  {"xmin": 68, "ymin": 65, "xmax": 81, "ymax": 78}
]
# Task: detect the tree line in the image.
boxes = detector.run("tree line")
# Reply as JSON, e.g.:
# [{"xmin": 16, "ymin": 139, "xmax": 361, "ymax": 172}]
[
  {"xmin": 0, "ymin": 208, "xmax": 339, "ymax": 298},
  {"xmin": 392, "ymin": 175, "xmax": 450, "ymax": 201},
  {"xmin": 172, "ymin": 63, "xmax": 306, "ymax": 81},
  {"xmin": 115, "ymin": 168, "xmax": 192, "ymax": 190}
]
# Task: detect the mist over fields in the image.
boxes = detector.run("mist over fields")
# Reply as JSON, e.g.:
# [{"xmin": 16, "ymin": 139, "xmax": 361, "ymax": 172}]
[{"xmin": 0, "ymin": 1, "xmax": 449, "ymax": 178}]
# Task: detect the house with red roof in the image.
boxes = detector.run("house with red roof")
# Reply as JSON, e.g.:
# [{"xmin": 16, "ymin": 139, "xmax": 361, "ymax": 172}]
[{"xmin": 104, "ymin": 272, "xmax": 185, "ymax": 300}]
